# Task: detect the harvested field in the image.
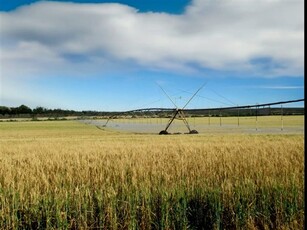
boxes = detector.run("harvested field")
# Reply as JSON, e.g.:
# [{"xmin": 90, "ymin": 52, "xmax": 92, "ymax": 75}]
[{"xmin": 83, "ymin": 115, "xmax": 304, "ymax": 134}]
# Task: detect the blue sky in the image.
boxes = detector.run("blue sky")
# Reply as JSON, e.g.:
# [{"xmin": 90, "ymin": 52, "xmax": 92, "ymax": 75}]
[
  {"xmin": 0, "ymin": 0, "xmax": 191, "ymax": 13},
  {"xmin": 0, "ymin": 0, "xmax": 304, "ymax": 111}
]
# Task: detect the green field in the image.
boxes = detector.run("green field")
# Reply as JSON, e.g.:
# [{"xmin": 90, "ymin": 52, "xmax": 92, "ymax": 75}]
[{"xmin": 0, "ymin": 119, "xmax": 304, "ymax": 229}]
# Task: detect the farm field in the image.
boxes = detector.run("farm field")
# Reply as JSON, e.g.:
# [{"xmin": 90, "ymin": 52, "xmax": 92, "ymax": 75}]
[
  {"xmin": 86, "ymin": 115, "xmax": 304, "ymax": 134},
  {"xmin": 0, "ymin": 119, "xmax": 304, "ymax": 229}
]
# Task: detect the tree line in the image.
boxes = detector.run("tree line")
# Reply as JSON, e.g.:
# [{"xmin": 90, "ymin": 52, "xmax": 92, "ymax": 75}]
[
  {"xmin": 0, "ymin": 105, "xmax": 112, "ymax": 118},
  {"xmin": 0, "ymin": 104, "xmax": 304, "ymax": 118}
]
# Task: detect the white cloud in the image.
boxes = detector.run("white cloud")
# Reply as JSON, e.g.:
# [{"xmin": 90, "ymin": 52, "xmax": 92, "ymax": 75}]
[{"xmin": 0, "ymin": 0, "xmax": 304, "ymax": 79}]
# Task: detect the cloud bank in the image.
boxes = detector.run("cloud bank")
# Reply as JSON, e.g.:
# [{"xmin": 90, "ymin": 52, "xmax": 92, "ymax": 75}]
[{"xmin": 0, "ymin": 0, "xmax": 304, "ymax": 79}]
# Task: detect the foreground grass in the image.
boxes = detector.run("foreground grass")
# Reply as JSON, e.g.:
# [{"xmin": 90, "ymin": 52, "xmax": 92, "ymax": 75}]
[{"xmin": 0, "ymin": 121, "xmax": 304, "ymax": 229}]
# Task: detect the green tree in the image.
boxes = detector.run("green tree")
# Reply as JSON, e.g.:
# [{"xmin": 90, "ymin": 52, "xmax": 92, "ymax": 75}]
[
  {"xmin": 0, "ymin": 106, "xmax": 10, "ymax": 115},
  {"xmin": 33, "ymin": 106, "xmax": 47, "ymax": 114},
  {"xmin": 16, "ymin": 105, "xmax": 32, "ymax": 114}
]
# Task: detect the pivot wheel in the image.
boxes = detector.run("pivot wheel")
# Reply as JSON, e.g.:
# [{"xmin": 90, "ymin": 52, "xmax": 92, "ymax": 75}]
[
  {"xmin": 189, "ymin": 130, "xmax": 198, "ymax": 134},
  {"xmin": 159, "ymin": 130, "xmax": 169, "ymax": 135}
]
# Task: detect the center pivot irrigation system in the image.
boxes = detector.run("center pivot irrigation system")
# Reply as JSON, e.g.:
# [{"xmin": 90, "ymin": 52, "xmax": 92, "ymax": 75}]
[
  {"xmin": 157, "ymin": 83, "xmax": 206, "ymax": 135},
  {"xmin": 97, "ymin": 83, "xmax": 304, "ymax": 135}
]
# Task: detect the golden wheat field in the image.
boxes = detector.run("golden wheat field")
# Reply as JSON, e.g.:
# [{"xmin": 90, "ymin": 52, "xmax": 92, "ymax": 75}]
[{"xmin": 0, "ymin": 118, "xmax": 304, "ymax": 229}]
